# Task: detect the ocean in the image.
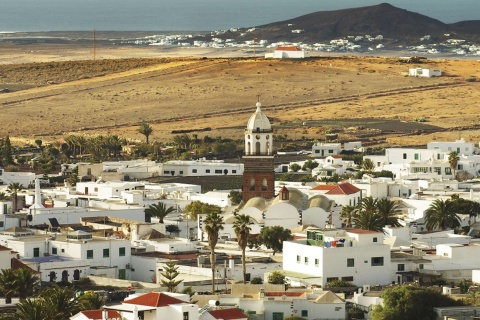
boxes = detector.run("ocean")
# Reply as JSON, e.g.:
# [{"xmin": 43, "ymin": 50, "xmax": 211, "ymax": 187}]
[{"xmin": 1, "ymin": 0, "xmax": 479, "ymax": 33}]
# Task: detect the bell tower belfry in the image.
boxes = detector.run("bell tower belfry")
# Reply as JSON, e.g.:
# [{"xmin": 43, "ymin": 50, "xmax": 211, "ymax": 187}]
[{"xmin": 242, "ymin": 101, "xmax": 275, "ymax": 201}]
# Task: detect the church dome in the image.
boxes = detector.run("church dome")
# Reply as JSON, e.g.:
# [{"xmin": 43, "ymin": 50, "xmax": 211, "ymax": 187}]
[{"xmin": 246, "ymin": 102, "xmax": 272, "ymax": 131}]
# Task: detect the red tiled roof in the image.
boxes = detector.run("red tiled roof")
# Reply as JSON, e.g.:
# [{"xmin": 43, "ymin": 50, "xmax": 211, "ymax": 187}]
[
  {"xmin": 11, "ymin": 258, "xmax": 40, "ymax": 274},
  {"xmin": 311, "ymin": 185, "xmax": 336, "ymax": 191},
  {"xmin": 123, "ymin": 292, "xmax": 184, "ymax": 307},
  {"xmin": 275, "ymin": 46, "xmax": 301, "ymax": 51},
  {"xmin": 329, "ymin": 155, "xmax": 343, "ymax": 159},
  {"xmin": 265, "ymin": 292, "xmax": 305, "ymax": 297},
  {"xmin": 80, "ymin": 310, "xmax": 121, "ymax": 320},
  {"xmin": 325, "ymin": 183, "xmax": 361, "ymax": 195},
  {"xmin": 207, "ymin": 308, "xmax": 248, "ymax": 320},
  {"xmin": 0, "ymin": 245, "xmax": 12, "ymax": 251}
]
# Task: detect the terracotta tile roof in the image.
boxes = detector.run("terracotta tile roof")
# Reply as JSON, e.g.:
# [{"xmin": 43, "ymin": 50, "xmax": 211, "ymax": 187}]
[
  {"xmin": 207, "ymin": 308, "xmax": 248, "ymax": 320},
  {"xmin": 0, "ymin": 245, "xmax": 12, "ymax": 251},
  {"xmin": 329, "ymin": 155, "xmax": 343, "ymax": 159},
  {"xmin": 325, "ymin": 183, "xmax": 361, "ymax": 195},
  {"xmin": 11, "ymin": 258, "xmax": 40, "ymax": 274},
  {"xmin": 123, "ymin": 292, "xmax": 184, "ymax": 307},
  {"xmin": 275, "ymin": 46, "xmax": 301, "ymax": 51},
  {"xmin": 79, "ymin": 310, "xmax": 121, "ymax": 320},
  {"xmin": 311, "ymin": 185, "xmax": 337, "ymax": 191},
  {"xmin": 265, "ymin": 292, "xmax": 305, "ymax": 297},
  {"xmin": 346, "ymin": 228, "xmax": 381, "ymax": 234}
]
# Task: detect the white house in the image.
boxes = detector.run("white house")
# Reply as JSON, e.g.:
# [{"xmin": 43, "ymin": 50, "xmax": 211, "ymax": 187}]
[
  {"xmin": 265, "ymin": 46, "xmax": 307, "ymax": 59},
  {"xmin": 70, "ymin": 309, "xmax": 122, "ymax": 320},
  {"xmin": 409, "ymin": 68, "xmax": 442, "ymax": 77},
  {"xmin": 159, "ymin": 159, "xmax": 243, "ymax": 177},
  {"xmin": 427, "ymin": 138, "xmax": 475, "ymax": 156},
  {"xmin": 283, "ymin": 228, "xmax": 392, "ymax": 287},
  {"xmin": 312, "ymin": 143, "xmax": 342, "ymax": 157}
]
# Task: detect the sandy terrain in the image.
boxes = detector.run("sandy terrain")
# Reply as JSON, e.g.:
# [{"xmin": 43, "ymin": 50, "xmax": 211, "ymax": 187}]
[{"xmin": 0, "ymin": 41, "xmax": 479, "ymax": 147}]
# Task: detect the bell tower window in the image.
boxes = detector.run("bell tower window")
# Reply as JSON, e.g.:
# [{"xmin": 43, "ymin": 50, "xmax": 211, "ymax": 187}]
[
  {"xmin": 262, "ymin": 178, "xmax": 268, "ymax": 191},
  {"xmin": 250, "ymin": 178, "xmax": 256, "ymax": 191}
]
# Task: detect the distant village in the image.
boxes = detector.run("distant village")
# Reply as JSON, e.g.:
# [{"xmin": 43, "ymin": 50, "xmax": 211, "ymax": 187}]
[
  {"xmin": 1, "ymin": 100, "xmax": 480, "ymax": 319},
  {"xmin": 121, "ymin": 26, "xmax": 480, "ymax": 57}
]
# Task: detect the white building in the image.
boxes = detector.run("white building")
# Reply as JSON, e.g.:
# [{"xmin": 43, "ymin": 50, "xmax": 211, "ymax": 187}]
[
  {"xmin": 312, "ymin": 143, "xmax": 342, "ymax": 157},
  {"xmin": 265, "ymin": 46, "xmax": 308, "ymax": 59},
  {"xmin": 159, "ymin": 159, "xmax": 243, "ymax": 177},
  {"xmin": 409, "ymin": 68, "xmax": 442, "ymax": 77},
  {"xmin": 283, "ymin": 228, "xmax": 392, "ymax": 287}
]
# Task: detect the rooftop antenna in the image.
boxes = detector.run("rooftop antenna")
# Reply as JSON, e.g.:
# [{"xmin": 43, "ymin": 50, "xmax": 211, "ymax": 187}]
[{"xmin": 257, "ymin": 94, "xmax": 260, "ymax": 103}]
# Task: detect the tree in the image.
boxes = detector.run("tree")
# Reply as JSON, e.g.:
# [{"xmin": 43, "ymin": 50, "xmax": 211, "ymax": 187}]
[
  {"xmin": 233, "ymin": 214, "xmax": 252, "ymax": 284},
  {"xmin": 5, "ymin": 298, "xmax": 50, "ymax": 320},
  {"xmin": 340, "ymin": 205, "xmax": 356, "ymax": 228},
  {"xmin": 66, "ymin": 166, "xmax": 79, "ymax": 186},
  {"xmin": 449, "ymin": 194, "xmax": 480, "ymax": 224},
  {"xmin": 13, "ymin": 268, "xmax": 39, "ymax": 300},
  {"xmin": 302, "ymin": 160, "xmax": 319, "ymax": 171},
  {"xmin": 138, "ymin": 122, "xmax": 153, "ymax": 144},
  {"xmin": 228, "ymin": 190, "xmax": 243, "ymax": 206},
  {"xmin": 41, "ymin": 285, "xmax": 80, "ymax": 319},
  {"xmin": 203, "ymin": 211, "xmax": 224, "ymax": 294},
  {"xmin": 0, "ymin": 269, "xmax": 17, "ymax": 304},
  {"xmin": 184, "ymin": 200, "xmax": 221, "ymax": 221},
  {"xmin": 268, "ymin": 271, "xmax": 286, "ymax": 284},
  {"xmin": 0, "ymin": 192, "xmax": 8, "ymax": 201},
  {"xmin": 371, "ymin": 285, "xmax": 464, "ymax": 320},
  {"xmin": 424, "ymin": 199, "xmax": 461, "ymax": 231},
  {"xmin": 7, "ymin": 182, "xmax": 24, "ymax": 213},
  {"xmin": 165, "ymin": 224, "xmax": 180, "ymax": 236},
  {"xmin": 289, "ymin": 163, "xmax": 301, "ymax": 172},
  {"xmin": 352, "ymin": 210, "xmax": 384, "ymax": 232},
  {"xmin": 1, "ymin": 135, "xmax": 14, "ymax": 166},
  {"xmin": 145, "ymin": 202, "xmax": 175, "ymax": 223},
  {"xmin": 160, "ymin": 261, "xmax": 183, "ymax": 292},
  {"xmin": 448, "ymin": 151, "xmax": 459, "ymax": 179},
  {"xmin": 258, "ymin": 226, "xmax": 292, "ymax": 255},
  {"xmin": 250, "ymin": 277, "xmax": 263, "ymax": 284},
  {"xmin": 34, "ymin": 139, "xmax": 43, "ymax": 149},
  {"xmin": 361, "ymin": 158, "xmax": 375, "ymax": 171},
  {"xmin": 376, "ymin": 198, "xmax": 402, "ymax": 227}
]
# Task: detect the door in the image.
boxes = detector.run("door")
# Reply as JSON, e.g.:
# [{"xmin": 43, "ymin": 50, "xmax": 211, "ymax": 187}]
[
  {"xmin": 119, "ymin": 269, "xmax": 126, "ymax": 280},
  {"xmin": 272, "ymin": 312, "xmax": 284, "ymax": 320}
]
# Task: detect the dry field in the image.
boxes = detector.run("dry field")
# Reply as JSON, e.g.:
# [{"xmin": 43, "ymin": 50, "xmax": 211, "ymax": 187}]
[{"xmin": 0, "ymin": 41, "xmax": 479, "ymax": 148}]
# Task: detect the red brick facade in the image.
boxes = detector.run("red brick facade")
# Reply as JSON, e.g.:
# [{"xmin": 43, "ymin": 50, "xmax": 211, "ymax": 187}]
[{"xmin": 242, "ymin": 156, "xmax": 275, "ymax": 201}]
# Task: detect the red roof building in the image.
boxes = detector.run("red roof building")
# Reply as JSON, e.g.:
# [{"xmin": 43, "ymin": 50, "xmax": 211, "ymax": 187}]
[
  {"xmin": 123, "ymin": 292, "xmax": 185, "ymax": 307},
  {"xmin": 71, "ymin": 309, "xmax": 121, "ymax": 320},
  {"xmin": 325, "ymin": 183, "xmax": 361, "ymax": 195},
  {"xmin": 203, "ymin": 308, "xmax": 248, "ymax": 320}
]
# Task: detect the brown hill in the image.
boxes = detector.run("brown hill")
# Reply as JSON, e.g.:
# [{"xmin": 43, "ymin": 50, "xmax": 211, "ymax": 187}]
[{"xmin": 213, "ymin": 3, "xmax": 479, "ymax": 46}]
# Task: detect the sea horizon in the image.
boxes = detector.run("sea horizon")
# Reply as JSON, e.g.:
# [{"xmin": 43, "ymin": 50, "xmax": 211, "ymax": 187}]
[{"xmin": 1, "ymin": 0, "xmax": 479, "ymax": 33}]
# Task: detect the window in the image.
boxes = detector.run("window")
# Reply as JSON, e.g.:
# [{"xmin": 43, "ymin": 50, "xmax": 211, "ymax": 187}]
[
  {"xmin": 301, "ymin": 310, "xmax": 308, "ymax": 317},
  {"xmin": 215, "ymin": 170, "xmax": 222, "ymax": 174},
  {"xmin": 315, "ymin": 150, "xmax": 320, "ymax": 154},
  {"xmin": 192, "ymin": 169, "xmax": 197, "ymax": 173},
  {"xmin": 445, "ymin": 167, "xmax": 452, "ymax": 175},
  {"xmin": 61, "ymin": 248, "xmax": 65, "ymax": 253},
  {"xmin": 103, "ymin": 248, "xmax": 110, "ymax": 258},
  {"xmin": 0, "ymin": 221, "xmax": 3, "ymax": 228},
  {"xmin": 347, "ymin": 258, "xmax": 354, "ymax": 267},
  {"xmin": 179, "ymin": 171, "xmax": 184, "ymax": 174},
  {"xmin": 206, "ymin": 169, "xmax": 210, "ymax": 173},
  {"xmin": 398, "ymin": 264, "xmax": 405, "ymax": 271},
  {"xmin": 297, "ymin": 255, "xmax": 301, "ymax": 263},
  {"xmin": 163, "ymin": 171, "xmax": 170, "ymax": 174},
  {"xmin": 342, "ymin": 276, "xmax": 354, "ymax": 281},
  {"xmin": 326, "ymin": 277, "xmax": 339, "ymax": 283},
  {"xmin": 33, "ymin": 247, "xmax": 40, "ymax": 258},
  {"xmin": 183, "ymin": 311, "xmax": 189, "ymax": 320},
  {"xmin": 373, "ymin": 237, "xmax": 378, "ymax": 243},
  {"xmin": 119, "ymin": 247, "xmax": 126, "ymax": 257},
  {"xmin": 371, "ymin": 257, "xmax": 384, "ymax": 266},
  {"xmin": 315, "ymin": 258, "xmax": 319, "ymax": 267},
  {"xmin": 434, "ymin": 167, "xmax": 441, "ymax": 174},
  {"xmin": 304, "ymin": 257, "xmax": 309, "ymax": 265},
  {"xmin": 328, "ymin": 149, "xmax": 334, "ymax": 154},
  {"xmin": 403, "ymin": 153, "xmax": 407, "ymax": 159},
  {"xmin": 414, "ymin": 153, "xmax": 419, "ymax": 160},
  {"xmin": 232, "ymin": 170, "xmax": 236, "ymax": 174},
  {"xmin": 87, "ymin": 250, "xmax": 93, "ymax": 259},
  {"xmin": 419, "ymin": 264, "xmax": 424, "ymax": 270},
  {"xmin": 52, "ymin": 247, "xmax": 57, "ymax": 255},
  {"xmin": 262, "ymin": 178, "xmax": 268, "ymax": 191}
]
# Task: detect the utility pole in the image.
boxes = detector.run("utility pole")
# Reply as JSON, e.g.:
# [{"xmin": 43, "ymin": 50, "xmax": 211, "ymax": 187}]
[{"xmin": 93, "ymin": 29, "xmax": 96, "ymax": 60}]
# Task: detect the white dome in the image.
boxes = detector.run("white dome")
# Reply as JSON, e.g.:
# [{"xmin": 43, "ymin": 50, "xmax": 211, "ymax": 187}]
[{"xmin": 246, "ymin": 102, "xmax": 272, "ymax": 131}]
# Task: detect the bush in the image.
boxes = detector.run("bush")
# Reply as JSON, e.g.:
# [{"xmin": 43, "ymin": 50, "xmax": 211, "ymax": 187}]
[
  {"xmin": 268, "ymin": 271, "xmax": 286, "ymax": 285},
  {"xmin": 326, "ymin": 279, "xmax": 355, "ymax": 288},
  {"xmin": 250, "ymin": 277, "xmax": 263, "ymax": 284}
]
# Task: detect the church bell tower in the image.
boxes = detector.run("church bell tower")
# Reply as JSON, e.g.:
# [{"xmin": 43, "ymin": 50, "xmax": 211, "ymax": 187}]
[{"xmin": 242, "ymin": 101, "xmax": 275, "ymax": 201}]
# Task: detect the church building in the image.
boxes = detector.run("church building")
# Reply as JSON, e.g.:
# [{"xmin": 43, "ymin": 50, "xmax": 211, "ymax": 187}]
[{"xmin": 242, "ymin": 102, "xmax": 275, "ymax": 201}]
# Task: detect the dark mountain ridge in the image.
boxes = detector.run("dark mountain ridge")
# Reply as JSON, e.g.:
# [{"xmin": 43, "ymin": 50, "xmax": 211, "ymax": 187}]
[{"xmin": 210, "ymin": 3, "xmax": 480, "ymax": 46}]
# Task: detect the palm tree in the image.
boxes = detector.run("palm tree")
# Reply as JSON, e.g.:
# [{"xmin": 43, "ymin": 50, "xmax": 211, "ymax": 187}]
[
  {"xmin": 6, "ymin": 298, "xmax": 51, "ymax": 320},
  {"xmin": 138, "ymin": 122, "xmax": 153, "ymax": 144},
  {"xmin": 424, "ymin": 199, "xmax": 461, "ymax": 231},
  {"xmin": 376, "ymin": 198, "xmax": 402, "ymax": 227},
  {"xmin": 145, "ymin": 202, "xmax": 175, "ymax": 223},
  {"xmin": 203, "ymin": 211, "xmax": 224, "ymax": 294},
  {"xmin": 340, "ymin": 205, "xmax": 356, "ymax": 228},
  {"xmin": 448, "ymin": 151, "xmax": 459, "ymax": 179},
  {"xmin": 42, "ymin": 285, "xmax": 80, "ymax": 319},
  {"xmin": 7, "ymin": 182, "xmax": 24, "ymax": 213},
  {"xmin": 0, "ymin": 269, "xmax": 17, "ymax": 304},
  {"xmin": 0, "ymin": 192, "xmax": 8, "ymax": 201},
  {"xmin": 233, "ymin": 214, "xmax": 252, "ymax": 284},
  {"xmin": 357, "ymin": 196, "xmax": 378, "ymax": 215},
  {"xmin": 352, "ymin": 211, "xmax": 384, "ymax": 232},
  {"xmin": 14, "ymin": 268, "xmax": 40, "ymax": 300}
]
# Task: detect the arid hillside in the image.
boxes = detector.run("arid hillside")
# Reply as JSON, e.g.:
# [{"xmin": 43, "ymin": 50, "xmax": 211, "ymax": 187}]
[{"xmin": 0, "ymin": 43, "xmax": 479, "ymax": 148}]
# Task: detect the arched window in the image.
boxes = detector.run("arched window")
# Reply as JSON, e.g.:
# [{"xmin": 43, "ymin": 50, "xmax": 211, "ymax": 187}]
[
  {"xmin": 247, "ymin": 142, "xmax": 251, "ymax": 155},
  {"xmin": 62, "ymin": 270, "xmax": 69, "ymax": 282},
  {"xmin": 250, "ymin": 178, "xmax": 256, "ymax": 191},
  {"xmin": 262, "ymin": 178, "xmax": 268, "ymax": 191},
  {"xmin": 266, "ymin": 141, "xmax": 270, "ymax": 154},
  {"xmin": 255, "ymin": 142, "xmax": 261, "ymax": 155}
]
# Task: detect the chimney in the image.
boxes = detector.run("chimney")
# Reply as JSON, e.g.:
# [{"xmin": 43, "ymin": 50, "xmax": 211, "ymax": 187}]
[{"xmin": 33, "ymin": 178, "xmax": 44, "ymax": 209}]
